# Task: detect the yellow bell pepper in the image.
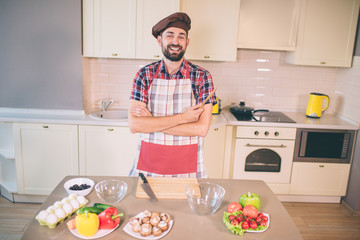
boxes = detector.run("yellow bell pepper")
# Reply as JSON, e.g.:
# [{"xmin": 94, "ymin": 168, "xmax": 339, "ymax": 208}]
[{"xmin": 75, "ymin": 210, "xmax": 99, "ymax": 237}]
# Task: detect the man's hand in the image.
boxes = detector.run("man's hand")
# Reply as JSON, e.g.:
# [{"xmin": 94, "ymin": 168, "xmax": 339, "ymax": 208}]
[
  {"xmin": 130, "ymin": 105, "xmax": 152, "ymax": 117},
  {"xmin": 181, "ymin": 103, "xmax": 204, "ymax": 123},
  {"xmin": 128, "ymin": 100, "xmax": 211, "ymax": 136}
]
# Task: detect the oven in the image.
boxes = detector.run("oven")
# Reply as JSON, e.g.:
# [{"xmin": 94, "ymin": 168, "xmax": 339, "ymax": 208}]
[{"xmin": 232, "ymin": 126, "xmax": 296, "ymax": 184}]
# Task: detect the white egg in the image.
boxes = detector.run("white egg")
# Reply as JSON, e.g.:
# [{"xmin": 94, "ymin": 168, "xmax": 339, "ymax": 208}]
[
  {"xmin": 70, "ymin": 199, "xmax": 80, "ymax": 209},
  {"xmin": 62, "ymin": 203, "xmax": 73, "ymax": 214},
  {"xmin": 61, "ymin": 197, "xmax": 70, "ymax": 204},
  {"xmin": 77, "ymin": 195, "xmax": 86, "ymax": 205},
  {"xmin": 46, "ymin": 213, "xmax": 58, "ymax": 224},
  {"xmin": 46, "ymin": 206, "xmax": 55, "ymax": 214},
  {"xmin": 37, "ymin": 210, "xmax": 48, "ymax": 221},
  {"xmin": 53, "ymin": 201, "xmax": 63, "ymax": 209},
  {"xmin": 68, "ymin": 194, "xmax": 77, "ymax": 200},
  {"xmin": 54, "ymin": 208, "xmax": 66, "ymax": 219}
]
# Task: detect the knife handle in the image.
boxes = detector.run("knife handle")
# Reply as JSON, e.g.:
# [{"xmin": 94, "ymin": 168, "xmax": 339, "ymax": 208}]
[{"xmin": 139, "ymin": 173, "xmax": 148, "ymax": 183}]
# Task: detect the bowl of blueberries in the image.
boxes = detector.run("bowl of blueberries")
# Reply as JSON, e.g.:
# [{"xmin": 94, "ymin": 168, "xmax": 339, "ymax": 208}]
[{"xmin": 64, "ymin": 178, "xmax": 94, "ymax": 196}]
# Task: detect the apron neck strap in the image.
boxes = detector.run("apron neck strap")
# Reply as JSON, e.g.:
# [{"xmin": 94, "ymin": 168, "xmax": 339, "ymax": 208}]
[{"xmin": 154, "ymin": 60, "xmax": 190, "ymax": 79}]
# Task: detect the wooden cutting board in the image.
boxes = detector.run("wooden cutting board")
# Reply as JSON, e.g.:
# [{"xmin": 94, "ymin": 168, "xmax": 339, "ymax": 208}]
[{"xmin": 136, "ymin": 177, "xmax": 199, "ymax": 199}]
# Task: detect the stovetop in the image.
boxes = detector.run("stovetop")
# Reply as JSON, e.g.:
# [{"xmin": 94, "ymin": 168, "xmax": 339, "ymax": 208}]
[{"xmin": 232, "ymin": 111, "xmax": 296, "ymax": 123}]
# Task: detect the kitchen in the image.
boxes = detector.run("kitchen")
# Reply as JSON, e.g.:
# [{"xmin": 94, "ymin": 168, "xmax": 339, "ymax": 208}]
[{"xmin": 1, "ymin": 0, "xmax": 360, "ymax": 239}]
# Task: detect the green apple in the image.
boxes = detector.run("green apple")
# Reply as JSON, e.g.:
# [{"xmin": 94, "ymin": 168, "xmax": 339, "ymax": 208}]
[{"xmin": 239, "ymin": 192, "xmax": 261, "ymax": 210}]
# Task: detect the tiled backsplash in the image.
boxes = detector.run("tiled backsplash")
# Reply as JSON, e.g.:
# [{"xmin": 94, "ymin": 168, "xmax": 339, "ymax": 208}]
[{"xmin": 83, "ymin": 49, "xmax": 343, "ymax": 116}]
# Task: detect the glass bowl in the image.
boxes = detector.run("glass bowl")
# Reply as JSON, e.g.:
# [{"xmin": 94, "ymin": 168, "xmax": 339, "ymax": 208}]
[
  {"xmin": 185, "ymin": 182, "xmax": 225, "ymax": 216},
  {"xmin": 95, "ymin": 180, "xmax": 128, "ymax": 203},
  {"xmin": 63, "ymin": 178, "xmax": 94, "ymax": 196}
]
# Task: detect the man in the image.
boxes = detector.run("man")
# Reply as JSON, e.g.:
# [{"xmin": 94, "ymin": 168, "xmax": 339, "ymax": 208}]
[{"xmin": 128, "ymin": 12, "xmax": 216, "ymax": 178}]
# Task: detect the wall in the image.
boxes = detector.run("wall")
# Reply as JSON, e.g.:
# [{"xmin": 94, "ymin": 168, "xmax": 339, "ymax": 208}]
[
  {"xmin": 0, "ymin": 0, "xmax": 83, "ymax": 110},
  {"xmin": 83, "ymin": 49, "xmax": 338, "ymax": 113},
  {"xmin": 340, "ymin": 13, "xmax": 360, "ymax": 211}
]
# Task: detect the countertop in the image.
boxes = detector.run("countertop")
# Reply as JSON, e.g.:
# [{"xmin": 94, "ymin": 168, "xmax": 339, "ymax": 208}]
[
  {"xmin": 0, "ymin": 107, "xmax": 358, "ymax": 130},
  {"xmin": 22, "ymin": 176, "xmax": 303, "ymax": 240}
]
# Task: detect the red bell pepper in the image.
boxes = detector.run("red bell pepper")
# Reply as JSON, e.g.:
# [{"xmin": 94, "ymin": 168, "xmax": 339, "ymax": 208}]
[{"xmin": 98, "ymin": 207, "xmax": 123, "ymax": 229}]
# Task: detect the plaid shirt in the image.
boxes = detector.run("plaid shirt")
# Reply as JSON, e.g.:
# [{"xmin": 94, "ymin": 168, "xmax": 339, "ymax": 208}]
[{"xmin": 130, "ymin": 59, "xmax": 216, "ymax": 106}]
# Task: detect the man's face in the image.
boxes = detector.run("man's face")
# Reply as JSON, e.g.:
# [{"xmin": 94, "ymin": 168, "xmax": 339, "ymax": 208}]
[{"xmin": 157, "ymin": 27, "xmax": 189, "ymax": 62}]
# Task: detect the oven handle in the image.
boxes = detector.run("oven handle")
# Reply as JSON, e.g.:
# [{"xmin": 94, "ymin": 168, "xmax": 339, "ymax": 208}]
[{"xmin": 245, "ymin": 143, "xmax": 287, "ymax": 148}]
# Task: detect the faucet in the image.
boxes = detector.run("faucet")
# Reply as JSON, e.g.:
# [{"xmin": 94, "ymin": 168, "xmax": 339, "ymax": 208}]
[{"xmin": 101, "ymin": 98, "xmax": 114, "ymax": 111}]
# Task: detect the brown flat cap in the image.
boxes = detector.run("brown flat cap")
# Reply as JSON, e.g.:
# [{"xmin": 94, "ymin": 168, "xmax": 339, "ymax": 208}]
[{"xmin": 152, "ymin": 12, "xmax": 191, "ymax": 38}]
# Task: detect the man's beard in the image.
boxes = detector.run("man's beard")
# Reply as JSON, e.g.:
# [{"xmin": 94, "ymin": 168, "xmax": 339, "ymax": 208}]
[{"xmin": 162, "ymin": 44, "xmax": 186, "ymax": 62}]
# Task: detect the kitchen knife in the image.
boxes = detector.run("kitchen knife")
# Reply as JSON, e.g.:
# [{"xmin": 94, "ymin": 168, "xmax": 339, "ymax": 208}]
[{"xmin": 139, "ymin": 173, "xmax": 158, "ymax": 202}]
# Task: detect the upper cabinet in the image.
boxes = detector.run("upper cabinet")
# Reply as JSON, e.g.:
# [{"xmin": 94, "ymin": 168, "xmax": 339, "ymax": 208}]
[
  {"xmin": 136, "ymin": 0, "xmax": 180, "ymax": 59},
  {"xmin": 83, "ymin": 0, "xmax": 137, "ymax": 58},
  {"xmin": 237, "ymin": 0, "xmax": 300, "ymax": 51},
  {"xmin": 285, "ymin": 0, "xmax": 360, "ymax": 67},
  {"xmin": 180, "ymin": 0, "xmax": 240, "ymax": 61},
  {"xmin": 83, "ymin": 0, "xmax": 180, "ymax": 59}
]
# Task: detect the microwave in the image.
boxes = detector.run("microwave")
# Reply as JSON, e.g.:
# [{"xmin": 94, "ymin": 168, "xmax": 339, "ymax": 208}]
[{"xmin": 294, "ymin": 128, "xmax": 356, "ymax": 163}]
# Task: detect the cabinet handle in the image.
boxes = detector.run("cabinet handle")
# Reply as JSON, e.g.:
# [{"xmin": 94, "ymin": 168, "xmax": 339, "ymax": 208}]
[
  {"xmin": 204, "ymin": 56, "xmax": 210, "ymax": 59},
  {"xmin": 319, "ymin": 165, "xmax": 325, "ymax": 168},
  {"xmin": 154, "ymin": 55, "xmax": 160, "ymax": 58},
  {"xmin": 320, "ymin": 61, "xmax": 326, "ymax": 64},
  {"xmin": 112, "ymin": 53, "xmax": 118, "ymax": 56},
  {"xmin": 107, "ymin": 128, "xmax": 114, "ymax": 131},
  {"xmin": 43, "ymin": 125, "xmax": 48, "ymax": 128},
  {"xmin": 214, "ymin": 128, "xmax": 218, "ymax": 131}
]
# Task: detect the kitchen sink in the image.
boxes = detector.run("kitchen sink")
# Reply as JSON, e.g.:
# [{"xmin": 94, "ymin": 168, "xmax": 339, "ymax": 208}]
[{"xmin": 89, "ymin": 109, "xmax": 128, "ymax": 121}]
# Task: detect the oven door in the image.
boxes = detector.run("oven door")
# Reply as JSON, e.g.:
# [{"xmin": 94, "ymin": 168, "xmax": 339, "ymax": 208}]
[{"xmin": 232, "ymin": 139, "xmax": 295, "ymax": 183}]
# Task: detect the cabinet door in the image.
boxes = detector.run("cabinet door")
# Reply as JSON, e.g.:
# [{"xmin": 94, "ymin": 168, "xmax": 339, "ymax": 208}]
[
  {"xmin": 83, "ymin": 0, "xmax": 136, "ymax": 58},
  {"xmin": 285, "ymin": 0, "xmax": 360, "ymax": 67},
  {"xmin": 203, "ymin": 126, "xmax": 226, "ymax": 178},
  {"xmin": 290, "ymin": 162, "xmax": 351, "ymax": 195},
  {"xmin": 237, "ymin": 0, "xmax": 300, "ymax": 51},
  {"xmin": 14, "ymin": 123, "xmax": 78, "ymax": 195},
  {"xmin": 181, "ymin": 0, "xmax": 240, "ymax": 61},
  {"xmin": 136, "ymin": 0, "xmax": 180, "ymax": 60},
  {"xmin": 79, "ymin": 126, "xmax": 138, "ymax": 176}
]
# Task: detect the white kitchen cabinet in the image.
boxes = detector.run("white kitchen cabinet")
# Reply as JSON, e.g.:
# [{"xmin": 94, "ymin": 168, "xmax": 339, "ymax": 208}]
[
  {"xmin": 79, "ymin": 125, "xmax": 138, "ymax": 176},
  {"xmin": 181, "ymin": 0, "xmax": 240, "ymax": 61},
  {"xmin": 83, "ymin": 0, "xmax": 180, "ymax": 59},
  {"xmin": 285, "ymin": 0, "xmax": 360, "ymax": 67},
  {"xmin": 83, "ymin": 0, "xmax": 136, "ymax": 58},
  {"xmin": 237, "ymin": 0, "xmax": 300, "ymax": 51},
  {"xmin": 136, "ymin": 0, "xmax": 180, "ymax": 59},
  {"xmin": 290, "ymin": 162, "xmax": 351, "ymax": 196},
  {"xmin": 203, "ymin": 126, "xmax": 226, "ymax": 178},
  {"xmin": 14, "ymin": 123, "xmax": 79, "ymax": 195}
]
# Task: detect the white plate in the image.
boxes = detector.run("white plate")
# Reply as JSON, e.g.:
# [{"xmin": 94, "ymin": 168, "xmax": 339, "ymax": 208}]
[
  {"xmin": 123, "ymin": 214, "xmax": 173, "ymax": 240},
  {"xmin": 247, "ymin": 213, "xmax": 270, "ymax": 233},
  {"xmin": 69, "ymin": 224, "xmax": 119, "ymax": 239}
]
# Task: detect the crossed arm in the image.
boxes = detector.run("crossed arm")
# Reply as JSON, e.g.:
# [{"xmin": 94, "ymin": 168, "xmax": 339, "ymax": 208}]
[{"xmin": 127, "ymin": 99, "xmax": 213, "ymax": 137}]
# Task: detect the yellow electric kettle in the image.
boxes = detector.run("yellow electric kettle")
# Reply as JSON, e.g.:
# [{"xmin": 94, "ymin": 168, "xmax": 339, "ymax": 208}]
[{"xmin": 306, "ymin": 92, "xmax": 329, "ymax": 118}]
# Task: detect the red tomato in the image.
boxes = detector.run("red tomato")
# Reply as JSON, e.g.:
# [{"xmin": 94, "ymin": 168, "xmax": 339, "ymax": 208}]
[
  {"xmin": 236, "ymin": 214, "xmax": 243, "ymax": 222},
  {"xmin": 227, "ymin": 202, "xmax": 243, "ymax": 213},
  {"xmin": 230, "ymin": 218, "xmax": 240, "ymax": 226},
  {"xmin": 255, "ymin": 217, "xmax": 262, "ymax": 223},
  {"xmin": 241, "ymin": 221, "xmax": 250, "ymax": 230},
  {"xmin": 260, "ymin": 220, "xmax": 267, "ymax": 226},
  {"xmin": 261, "ymin": 215, "xmax": 269, "ymax": 223},
  {"xmin": 250, "ymin": 221, "xmax": 258, "ymax": 230},
  {"xmin": 258, "ymin": 212, "xmax": 264, "ymax": 218},
  {"xmin": 243, "ymin": 205, "xmax": 259, "ymax": 219},
  {"xmin": 228, "ymin": 215, "xmax": 235, "ymax": 221}
]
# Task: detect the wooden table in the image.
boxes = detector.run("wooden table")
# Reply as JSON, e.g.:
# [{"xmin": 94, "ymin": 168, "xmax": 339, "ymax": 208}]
[{"xmin": 22, "ymin": 176, "xmax": 302, "ymax": 240}]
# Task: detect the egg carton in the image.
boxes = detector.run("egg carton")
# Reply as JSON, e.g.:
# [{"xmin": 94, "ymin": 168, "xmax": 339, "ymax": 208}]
[{"xmin": 36, "ymin": 194, "xmax": 88, "ymax": 229}]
